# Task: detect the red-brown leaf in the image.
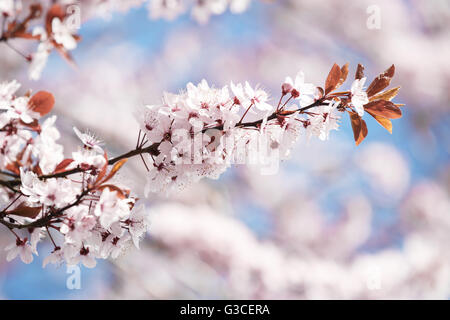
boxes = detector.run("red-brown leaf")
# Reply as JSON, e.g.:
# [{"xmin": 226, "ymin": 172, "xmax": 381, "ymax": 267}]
[
  {"xmin": 26, "ymin": 4, "xmax": 43, "ymax": 21},
  {"xmin": 6, "ymin": 203, "xmax": 41, "ymax": 219},
  {"xmin": 54, "ymin": 159, "xmax": 74, "ymax": 173},
  {"xmin": 4, "ymin": 5, "xmax": 42, "ymax": 39},
  {"xmin": 366, "ymin": 65, "xmax": 395, "ymax": 97},
  {"xmin": 102, "ymin": 159, "xmax": 128, "ymax": 184},
  {"xmin": 355, "ymin": 64, "xmax": 365, "ymax": 80},
  {"xmin": 336, "ymin": 63, "xmax": 349, "ymax": 88},
  {"xmin": 371, "ymin": 115, "xmax": 393, "ymax": 134},
  {"xmin": 45, "ymin": 4, "xmax": 65, "ymax": 34},
  {"xmin": 369, "ymin": 86, "xmax": 401, "ymax": 102},
  {"xmin": 28, "ymin": 91, "xmax": 55, "ymax": 116},
  {"xmin": 33, "ymin": 165, "xmax": 43, "ymax": 176},
  {"xmin": 54, "ymin": 45, "xmax": 76, "ymax": 67},
  {"xmin": 364, "ymin": 100, "xmax": 402, "ymax": 119},
  {"xmin": 349, "ymin": 111, "xmax": 368, "ymax": 146},
  {"xmin": 6, "ymin": 21, "xmax": 40, "ymax": 40},
  {"xmin": 325, "ymin": 63, "xmax": 341, "ymax": 94},
  {"xmin": 95, "ymin": 152, "xmax": 109, "ymax": 185},
  {"xmin": 316, "ymin": 87, "xmax": 324, "ymax": 99},
  {"xmin": 5, "ymin": 162, "xmax": 20, "ymax": 175}
]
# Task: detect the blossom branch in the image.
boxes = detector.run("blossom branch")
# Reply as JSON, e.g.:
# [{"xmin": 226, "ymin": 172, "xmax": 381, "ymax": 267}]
[{"xmin": 0, "ymin": 62, "xmax": 403, "ymax": 267}]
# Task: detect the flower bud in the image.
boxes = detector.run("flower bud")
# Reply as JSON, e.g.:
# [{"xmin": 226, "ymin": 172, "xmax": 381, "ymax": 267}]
[
  {"xmin": 291, "ymin": 88, "xmax": 300, "ymax": 98},
  {"xmin": 282, "ymin": 83, "xmax": 293, "ymax": 95}
]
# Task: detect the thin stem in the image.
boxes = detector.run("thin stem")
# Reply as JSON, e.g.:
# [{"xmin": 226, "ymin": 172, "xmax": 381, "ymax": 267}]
[
  {"xmin": 2, "ymin": 41, "xmax": 31, "ymax": 61},
  {"xmin": 237, "ymin": 98, "xmax": 326, "ymax": 129},
  {"xmin": 279, "ymin": 95, "xmax": 293, "ymax": 111},
  {"xmin": 1, "ymin": 194, "xmax": 22, "ymax": 213},
  {"xmin": 238, "ymin": 103, "xmax": 254, "ymax": 125},
  {"xmin": 276, "ymin": 93, "xmax": 285, "ymax": 112},
  {"xmin": 46, "ymin": 226, "xmax": 58, "ymax": 249},
  {"xmin": 8, "ymin": 227, "xmax": 20, "ymax": 239},
  {"xmin": 0, "ymin": 15, "xmax": 6, "ymax": 40},
  {"xmin": 0, "ymin": 179, "xmax": 21, "ymax": 193},
  {"xmin": 139, "ymin": 154, "xmax": 150, "ymax": 172}
]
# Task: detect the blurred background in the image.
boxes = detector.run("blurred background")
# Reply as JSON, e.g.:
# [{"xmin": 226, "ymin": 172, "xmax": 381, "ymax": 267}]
[{"xmin": 0, "ymin": 0, "xmax": 449, "ymax": 299}]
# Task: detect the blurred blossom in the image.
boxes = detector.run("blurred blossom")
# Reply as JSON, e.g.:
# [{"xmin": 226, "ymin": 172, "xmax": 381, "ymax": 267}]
[
  {"xmin": 401, "ymin": 181, "xmax": 450, "ymax": 240},
  {"xmin": 355, "ymin": 142, "xmax": 410, "ymax": 200},
  {"xmin": 274, "ymin": 0, "xmax": 450, "ymax": 124},
  {"xmin": 106, "ymin": 201, "xmax": 450, "ymax": 299}
]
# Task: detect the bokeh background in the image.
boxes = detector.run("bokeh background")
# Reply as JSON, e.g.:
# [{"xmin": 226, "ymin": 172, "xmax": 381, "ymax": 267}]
[{"xmin": 0, "ymin": 0, "xmax": 449, "ymax": 299}]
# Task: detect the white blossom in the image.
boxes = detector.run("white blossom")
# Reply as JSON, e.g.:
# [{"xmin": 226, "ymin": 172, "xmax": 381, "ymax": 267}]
[
  {"xmin": 5, "ymin": 238, "xmax": 36, "ymax": 264},
  {"xmin": 43, "ymin": 247, "xmax": 64, "ymax": 267},
  {"xmin": 94, "ymin": 188, "xmax": 131, "ymax": 229},
  {"xmin": 73, "ymin": 127, "xmax": 104, "ymax": 153},
  {"xmin": 0, "ymin": 0, "xmax": 17, "ymax": 17},
  {"xmin": 71, "ymin": 148, "xmax": 107, "ymax": 170},
  {"xmin": 284, "ymin": 71, "xmax": 316, "ymax": 107},
  {"xmin": 350, "ymin": 77, "xmax": 369, "ymax": 117},
  {"xmin": 126, "ymin": 204, "xmax": 152, "ymax": 248},
  {"xmin": 33, "ymin": 116, "xmax": 64, "ymax": 174},
  {"xmin": 29, "ymin": 41, "xmax": 52, "ymax": 81},
  {"xmin": 149, "ymin": 0, "xmax": 185, "ymax": 20},
  {"xmin": 70, "ymin": 246, "xmax": 97, "ymax": 268},
  {"xmin": 305, "ymin": 100, "xmax": 341, "ymax": 141},
  {"xmin": 0, "ymin": 80, "xmax": 21, "ymax": 109},
  {"xmin": 20, "ymin": 169, "xmax": 78, "ymax": 208},
  {"xmin": 52, "ymin": 18, "xmax": 78, "ymax": 51}
]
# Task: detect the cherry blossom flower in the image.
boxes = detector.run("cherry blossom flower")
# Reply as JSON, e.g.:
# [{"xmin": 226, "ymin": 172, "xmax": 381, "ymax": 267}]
[
  {"xmin": 51, "ymin": 18, "xmax": 78, "ymax": 51},
  {"xmin": 60, "ymin": 207, "xmax": 97, "ymax": 245},
  {"xmin": 243, "ymin": 82, "xmax": 273, "ymax": 112},
  {"xmin": 20, "ymin": 169, "xmax": 78, "ymax": 208},
  {"xmin": 30, "ymin": 228, "xmax": 44, "ymax": 252},
  {"xmin": 149, "ymin": 0, "xmax": 185, "ymax": 20},
  {"xmin": 43, "ymin": 247, "xmax": 64, "ymax": 267},
  {"xmin": 5, "ymin": 238, "xmax": 37, "ymax": 264},
  {"xmin": 125, "ymin": 205, "xmax": 152, "ymax": 248},
  {"xmin": 101, "ymin": 234, "xmax": 131, "ymax": 259},
  {"xmin": 0, "ymin": 0, "xmax": 16, "ymax": 17},
  {"xmin": 146, "ymin": 0, "xmax": 252, "ymax": 23},
  {"xmin": 284, "ymin": 71, "xmax": 316, "ymax": 107},
  {"xmin": 0, "ymin": 80, "xmax": 21, "ymax": 109},
  {"xmin": 94, "ymin": 188, "xmax": 132, "ymax": 229},
  {"xmin": 33, "ymin": 116, "xmax": 64, "ymax": 174},
  {"xmin": 139, "ymin": 106, "xmax": 174, "ymax": 143},
  {"xmin": 71, "ymin": 148, "xmax": 107, "ymax": 170},
  {"xmin": 231, "ymin": 81, "xmax": 272, "ymax": 112},
  {"xmin": 73, "ymin": 127, "xmax": 104, "ymax": 153},
  {"xmin": 71, "ymin": 246, "xmax": 97, "ymax": 268},
  {"xmin": 305, "ymin": 100, "xmax": 341, "ymax": 141},
  {"xmin": 229, "ymin": 0, "xmax": 251, "ymax": 14},
  {"xmin": 350, "ymin": 78, "xmax": 369, "ymax": 117},
  {"xmin": 6, "ymin": 96, "xmax": 39, "ymax": 124},
  {"xmin": 29, "ymin": 42, "xmax": 52, "ymax": 81},
  {"xmin": 191, "ymin": 0, "xmax": 228, "ymax": 24}
]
